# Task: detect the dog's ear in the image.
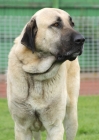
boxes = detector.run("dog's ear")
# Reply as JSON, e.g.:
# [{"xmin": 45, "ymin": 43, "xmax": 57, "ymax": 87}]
[{"xmin": 21, "ymin": 18, "xmax": 37, "ymax": 52}]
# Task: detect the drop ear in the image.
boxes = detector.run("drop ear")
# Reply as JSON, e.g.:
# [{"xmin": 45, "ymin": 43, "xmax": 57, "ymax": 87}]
[{"xmin": 21, "ymin": 18, "xmax": 37, "ymax": 52}]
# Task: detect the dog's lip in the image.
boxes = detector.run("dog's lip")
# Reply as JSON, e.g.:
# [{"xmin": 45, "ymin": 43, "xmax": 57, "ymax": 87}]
[
  {"xmin": 67, "ymin": 46, "xmax": 84, "ymax": 57},
  {"xmin": 71, "ymin": 52, "xmax": 80, "ymax": 57},
  {"xmin": 55, "ymin": 47, "xmax": 83, "ymax": 62},
  {"xmin": 66, "ymin": 49, "xmax": 83, "ymax": 61},
  {"xmin": 67, "ymin": 47, "xmax": 83, "ymax": 55},
  {"xmin": 67, "ymin": 50, "xmax": 82, "ymax": 57}
]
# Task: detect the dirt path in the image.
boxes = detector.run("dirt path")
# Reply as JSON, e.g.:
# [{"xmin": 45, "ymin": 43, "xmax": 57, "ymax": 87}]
[{"xmin": 80, "ymin": 79, "xmax": 99, "ymax": 95}]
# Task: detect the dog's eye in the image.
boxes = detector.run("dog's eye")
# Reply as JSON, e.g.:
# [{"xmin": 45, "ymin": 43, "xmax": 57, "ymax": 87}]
[
  {"xmin": 53, "ymin": 23, "xmax": 59, "ymax": 27},
  {"xmin": 52, "ymin": 22, "xmax": 60, "ymax": 28}
]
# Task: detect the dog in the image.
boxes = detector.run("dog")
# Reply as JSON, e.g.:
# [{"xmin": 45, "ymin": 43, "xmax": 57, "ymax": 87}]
[{"xmin": 7, "ymin": 8, "xmax": 85, "ymax": 140}]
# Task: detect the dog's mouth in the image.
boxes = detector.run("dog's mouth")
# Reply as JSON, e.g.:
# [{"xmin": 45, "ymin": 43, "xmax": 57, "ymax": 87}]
[
  {"xmin": 45, "ymin": 49, "xmax": 82, "ymax": 73},
  {"xmin": 56, "ymin": 48, "xmax": 83, "ymax": 62},
  {"xmin": 44, "ymin": 51, "xmax": 82, "ymax": 73}
]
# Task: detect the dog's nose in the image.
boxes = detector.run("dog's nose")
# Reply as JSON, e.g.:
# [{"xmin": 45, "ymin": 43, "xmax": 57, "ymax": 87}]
[{"xmin": 74, "ymin": 34, "xmax": 85, "ymax": 45}]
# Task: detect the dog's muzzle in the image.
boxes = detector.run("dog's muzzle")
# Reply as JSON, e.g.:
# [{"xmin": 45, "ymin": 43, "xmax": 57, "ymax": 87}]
[{"xmin": 56, "ymin": 32, "xmax": 85, "ymax": 62}]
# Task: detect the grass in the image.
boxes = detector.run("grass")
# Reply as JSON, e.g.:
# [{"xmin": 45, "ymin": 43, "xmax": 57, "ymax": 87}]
[
  {"xmin": 0, "ymin": 96, "xmax": 99, "ymax": 140},
  {"xmin": 77, "ymin": 96, "xmax": 99, "ymax": 140}
]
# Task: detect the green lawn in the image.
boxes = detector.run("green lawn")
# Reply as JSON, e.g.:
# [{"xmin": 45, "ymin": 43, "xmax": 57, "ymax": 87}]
[{"xmin": 0, "ymin": 96, "xmax": 99, "ymax": 140}]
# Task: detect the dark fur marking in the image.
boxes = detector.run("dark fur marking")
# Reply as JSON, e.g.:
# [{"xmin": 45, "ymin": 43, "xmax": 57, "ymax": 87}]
[{"xmin": 21, "ymin": 18, "xmax": 38, "ymax": 52}]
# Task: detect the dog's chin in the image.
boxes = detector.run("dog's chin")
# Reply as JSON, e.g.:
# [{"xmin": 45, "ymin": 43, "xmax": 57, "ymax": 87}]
[{"xmin": 68, "ymin": 56, "xmax": 76, "ymax": 61}]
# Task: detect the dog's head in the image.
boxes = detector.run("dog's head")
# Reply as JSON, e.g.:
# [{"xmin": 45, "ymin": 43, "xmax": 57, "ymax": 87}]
[{"xmin": 21, "ymin": 8, "xmax": 85, "ymax": 62}]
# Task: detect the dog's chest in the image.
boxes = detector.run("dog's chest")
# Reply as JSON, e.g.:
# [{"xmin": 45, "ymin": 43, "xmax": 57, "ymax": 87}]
[{"xmin": 26, "ymin": 73, "xmax": 65, "ymax": 110}]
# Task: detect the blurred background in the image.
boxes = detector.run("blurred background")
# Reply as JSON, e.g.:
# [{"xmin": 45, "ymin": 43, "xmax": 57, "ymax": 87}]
[{"xmin": 0, "ymin": 0, "xmax": 99, "ymax": 97}]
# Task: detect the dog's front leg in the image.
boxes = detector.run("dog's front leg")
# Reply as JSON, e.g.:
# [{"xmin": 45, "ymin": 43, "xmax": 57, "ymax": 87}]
[
  {"xmin": 15, "ymin": 123, "xmax": 33, "ymax": 140},
  {"xmin": 64, "ymin": 104, "xmax": 78, "ymax": 140},
  {"xmin": 40, "ymin": 120, "xmax": 64, "ymax": 140},
  {"xmin": 46, "ymin": 123, "xmax": 64, "ymax": 140}
]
